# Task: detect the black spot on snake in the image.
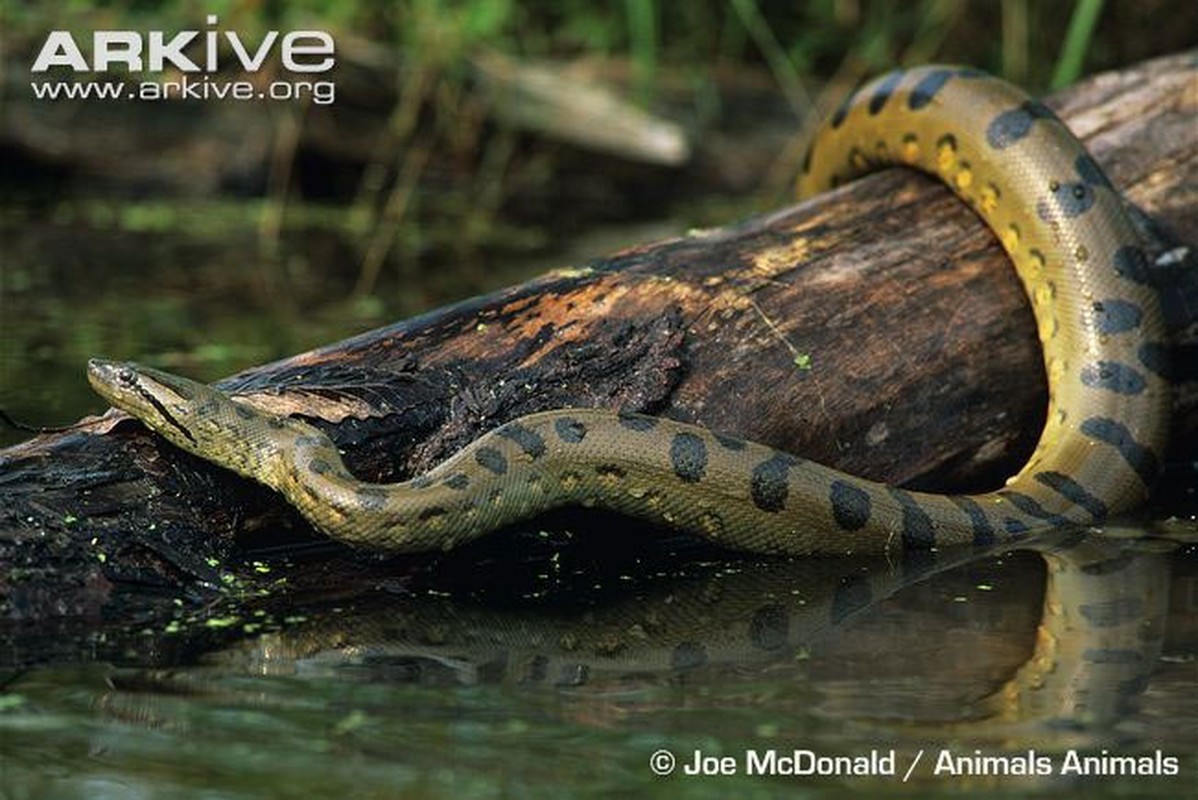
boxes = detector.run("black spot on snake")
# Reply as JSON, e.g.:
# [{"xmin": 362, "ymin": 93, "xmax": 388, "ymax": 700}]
[
  {"xmin": 985, "ymin": 100, "xmax": 1055, "ymax": 149},
  {"xmin": 829, "ymin": 480, "xmax": 871, "ymax": 531},
  {"xmin": 307, "ymin": 457, "xmax": 331, "ymax": 475},
  {"xmin": 713, "ymin": 432, "xmax": 746, "ymax": 452},
  {"xmin": 554, "ymin": 417, "xmax": 587, "ymax": 443},
  {"xmin": 671, "ymin": 641, "xmax": 708, "ymax": 670},
  {"xmin": 475, "ymin": 447, "xmax": 508, "ymax": 475},
  {"xmin": 1136, "ymin": 342, "xmax": 1171, "ymax": 379},
  {"xmin": 410, "ymin": 475, "xmax": 434, "ymax": 490},
  {"xmin": 801, "ymin": 144, "xmax": 813, "ymax": 175},
  {"xmin": 749, "ymin": 604, "xmax": 789, "ymax": 650},
  {"xmin": 750, "ymin": 454, "xmax": 796, "ymax": 513},
  {"xmin": 907, "ymin": 68, "xmax": 953, "ymax": 110},
  {"xmin": 617, "ymin": 411, "xmax": 658, "ymax": 432},
  {"xmin": 1037, "ymin": 181, "xmax": 1094, "ymax": 221},
  {"xmin": 886, "ymin": 488, "xmax": 935, "ymax": 548},
  {"xmin": 267, "ymin": 416, "xmax": 285, "ymax": 429},
  {"xmin": 670, "ymin": 432, "xmax": 708, "ymax": 483},
  {"xmin": 831, "ymin": 575, "xmax": 872, "ymax": 623},
  {"xmin": 294, "ymin": 435, "xmax": 325, "ymax": 449},
  {"xmin": 1034, "ymin": 471, "xmax": 1108, "ymax": 520},
  {"xmin": 998, "ymin": 490, "xmax": 1071, "ymax": 526},
  {"xmin": 444, "ymin": 473, "xmax": 469, "ymax": 490},
  {"xmin": 867, "ymin": 69, "xmax": 904, "ymax": 114},
  {"xmin": 948, "ymin": 495, "xmax": 996, "ymax": 546},
  {"xmin": 1080, "ymin": 361, "xmax": 1147, "ymax": 395},
  {"xmin": 1079, "ymin": 597, "xmax": 1143, "ymax": 627},
  {"xmin": 1003, "ymin": 517, "xmax": 1030, "ymax": 536},
  {"xmin": 234, "ymin": 405, "xmax": 254, "ymax": 420},
  {"xmin": 1091, "ymin": 299, "xmax": 1142, "ymax": 334},
  {"xmin": 1112, "ymin": 245, "xmax": 1151, "ymax": 284},
  {"xmin": 1079, "ymin": 416, "xmax": 1160, "ymax": 486},
  {"xmin": 1074, "ymin": 153, "xmax": 1113, "ymax": 188},
  {"xmin": 356, "ymin": 486, "xmax": 388, "ymax": 511},
  {"xmin": 498, "ymin": 423, "xmax": 546, "ymax": 459}
]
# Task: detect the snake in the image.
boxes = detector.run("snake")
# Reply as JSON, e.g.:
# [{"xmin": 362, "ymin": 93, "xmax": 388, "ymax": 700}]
[{"xmin": 88, "ymin": 66, "xmax": 1170, "ymax": 556}]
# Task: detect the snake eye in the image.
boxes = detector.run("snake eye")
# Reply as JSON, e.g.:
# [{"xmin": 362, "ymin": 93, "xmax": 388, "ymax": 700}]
[{"xmin": 117, "ymin": 368, "xmax": 136, "ymax": 386}]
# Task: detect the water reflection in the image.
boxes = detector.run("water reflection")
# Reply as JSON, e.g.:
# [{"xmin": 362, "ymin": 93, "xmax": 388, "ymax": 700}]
[
  {"xmin": 972, "ymin": 532, "xmax": 1170, "ymax": 732},
  {"xmin": 3, "ymin": 527, "xmax": 1192, "ymax": 797},
  {"xmin": 118, "ymin": 532, "xmax": 1180, "ymax": 731}
]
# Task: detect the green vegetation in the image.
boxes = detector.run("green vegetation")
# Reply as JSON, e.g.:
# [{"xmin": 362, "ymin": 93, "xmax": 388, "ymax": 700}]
[{"xmin": 1052, "ymin": 0, "xmax": 1108, "ymax": 89}]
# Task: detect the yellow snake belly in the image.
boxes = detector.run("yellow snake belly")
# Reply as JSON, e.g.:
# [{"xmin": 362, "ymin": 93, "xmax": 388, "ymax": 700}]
[{"xmin": 87, "ymin": 66, "xmax": 1170, "ymax": 556}]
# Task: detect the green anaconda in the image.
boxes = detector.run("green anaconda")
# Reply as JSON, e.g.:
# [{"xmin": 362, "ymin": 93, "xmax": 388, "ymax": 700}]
[{"xmin": 88, "ymin": 66, "xmax": 1170, "ymax": 555}]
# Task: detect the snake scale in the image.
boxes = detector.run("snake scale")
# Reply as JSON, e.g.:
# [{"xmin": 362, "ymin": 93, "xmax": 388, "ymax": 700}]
[{"xmin": 89, "ymin": 66, "xmax": 1170, "ymax": 556}]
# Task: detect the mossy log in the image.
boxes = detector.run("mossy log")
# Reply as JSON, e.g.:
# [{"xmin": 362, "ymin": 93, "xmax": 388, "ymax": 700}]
[{"xmin": 2, "ymin": 51, "xmax": 1196, "ymax": 623}]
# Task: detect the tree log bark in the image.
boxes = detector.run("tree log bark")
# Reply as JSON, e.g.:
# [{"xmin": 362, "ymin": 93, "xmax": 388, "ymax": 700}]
[{"xmin": 2, "ymin": 52, "xmax": 1196, "ymax": 622}]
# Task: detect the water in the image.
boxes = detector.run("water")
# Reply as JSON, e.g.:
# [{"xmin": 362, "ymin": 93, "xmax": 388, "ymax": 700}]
[
  {"xmin": 2, "ymin": 524, "xmax": 1196, "ymax": 798},
  {"xmin": 0, "ymin": 197, "xmax": 569, "ymax": 449}
]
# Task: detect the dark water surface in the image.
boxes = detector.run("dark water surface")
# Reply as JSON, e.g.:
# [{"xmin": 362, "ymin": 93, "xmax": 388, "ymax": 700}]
[
  {"xmin": 2, "ymin": 524, "xmax": 1196, "ymax": 799},
  {"xmin": 0, "ymin": 198, "xmax": 574, "ymax": 449}
]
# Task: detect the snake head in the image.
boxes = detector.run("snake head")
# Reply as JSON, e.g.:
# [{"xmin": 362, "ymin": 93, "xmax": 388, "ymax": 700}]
[
  {"xmin": 88, "ymin": 359, "xmax": 303, "ymax": 485},
  {"xmin": 87, "ymin": 358, "xmax": 222, "ymax": 454}
]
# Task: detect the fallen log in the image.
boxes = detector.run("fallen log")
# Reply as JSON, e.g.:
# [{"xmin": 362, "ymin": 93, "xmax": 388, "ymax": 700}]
[{"xmin": 2, "ymin": 52, "xmax": 1195, "ymax": 623}]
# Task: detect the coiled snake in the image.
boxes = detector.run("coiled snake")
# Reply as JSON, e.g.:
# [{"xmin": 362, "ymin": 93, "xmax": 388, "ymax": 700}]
[{"xmin": 89, "ymin": 66, "xmax": 1170, "ymax": 555}]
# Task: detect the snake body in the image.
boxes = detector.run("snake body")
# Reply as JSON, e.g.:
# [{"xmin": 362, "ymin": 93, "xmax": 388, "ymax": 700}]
[{"xmin": 88, "ymin": 66, "xmax": 1169, "ymax": 555}]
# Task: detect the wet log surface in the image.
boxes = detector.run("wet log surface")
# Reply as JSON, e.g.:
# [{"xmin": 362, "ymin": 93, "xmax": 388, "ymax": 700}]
[{"xmin": 2, "ymin": 52, "xmax": 1196, "ymax": 626}]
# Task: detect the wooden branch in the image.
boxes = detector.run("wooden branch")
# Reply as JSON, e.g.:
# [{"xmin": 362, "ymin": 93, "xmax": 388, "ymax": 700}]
[{"xmin": 2, "ymin": 52, "xmax": 1195, "ymax": 622}]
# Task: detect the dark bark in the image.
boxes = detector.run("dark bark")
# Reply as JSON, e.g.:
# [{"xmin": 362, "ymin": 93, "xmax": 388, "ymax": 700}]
[{"xmin": 2, "ymin": 51, "xmax": 1196, "ymax": 622}]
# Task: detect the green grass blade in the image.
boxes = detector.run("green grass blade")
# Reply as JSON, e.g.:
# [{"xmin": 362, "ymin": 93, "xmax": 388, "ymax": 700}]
[{"xmin": 1051, "ymin": 0, "xmax": 1105, "ymax": 89}]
